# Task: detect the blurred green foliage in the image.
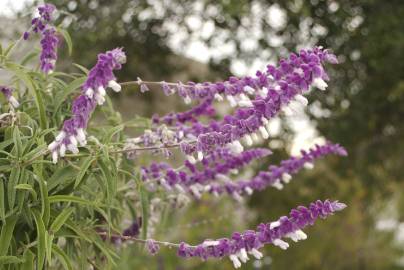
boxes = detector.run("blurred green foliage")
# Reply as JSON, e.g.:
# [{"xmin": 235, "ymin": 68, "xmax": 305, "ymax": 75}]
[{"xmin": 19, "ymin": 0, "xmax": 404, "ymax": 269}]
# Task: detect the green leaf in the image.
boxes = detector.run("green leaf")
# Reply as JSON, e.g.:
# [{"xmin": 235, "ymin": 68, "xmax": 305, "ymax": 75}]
[
  {"xmin": 47, "ymin": 165, "xmax": 76, "ymax": 191},
  {"xmin": 32, "ymin": 210, "xmax": 46, "ymax": 270},
  {"xmin": 53, "ymin": 77, "xmax": 86, "ymax": 113},
  {"xmin": 15, "ymin": 184, "xmax": 37, "ymax": 201},
  {"xmin": 0, "ymin": 215, "xmax": 18, "ymax": 256},
  {"xmin": 45, "ymin": 232, "xmax": 54, "ymax": 265},
  {"xmin": 102, "ymin": 124, "xmax": 124, "ymax": 144},
  {"xmin": 12, "ymin": 126, "xmax": 23, "ymax": 158},
  {"xmin": 72, "ymin": 63, "xmax": 89, "ymax": 74},
  {"xmin": 7, "ymin": 166, "xmax": 20, "ymax": 209},
  {"xmin": 0, "ymin": 180, "xmax": 4, "ymax": 221},
  {"xmin": 50, "ymin": 208, "xmax": 74, "ymax": 234},
  {"xmin": 74, "ymin": 156, "xmax": 94, "ymax": 188},
  {"xmin": 34, "ymin": 173, "xmax": 50, "ymax": 227},
  {"xmin": 48, "ymin": 195, "xmax": 95, "ymax": 206},
  {"xmin": 52, "ymin": 244, "xmax": 73, "ymax": 270},
  {"xmin": 0, "ymin": 256, "xmax": 24, "ymax": 265},
  {"xmin": 57, "ymin": 28, "xmax": 73, "ymax": 55},
  {"xmin": 97, "ymin": 159, "xmax": 116, "ymax": 203},
  {"xmin": 21, "ymin": 249, "xmax": 35, "ymax": 270}
]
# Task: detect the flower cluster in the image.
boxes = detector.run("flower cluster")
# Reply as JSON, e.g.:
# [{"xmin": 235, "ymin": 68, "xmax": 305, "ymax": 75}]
[
  {"xmin": 154, "ymin": 48, "xmax": 338, "ymax": 159},
  {"xmin": 24, "ymin": 3, "xmax": 59, "ymax": 74},
  {"xmin": 206, "ymin": 142, "xmax": 347, "ymax": 197},
  {"xmin": 143, "ymin": 200, "xmax": 345, "ymax": 268},
  {"xmin": 0, "ymin": 86, "xmax": 19, "ymax": 108},
  {"xmin": 140, "ymin": 142, "xmax": 346, "ymax": 199},
  {"xmin": 48, "ymin": 48, "xmax": 126, "ymax": 163},
  {"xmin": 141, "ymin": 148, "xmax": 272, "ymax": 197}
]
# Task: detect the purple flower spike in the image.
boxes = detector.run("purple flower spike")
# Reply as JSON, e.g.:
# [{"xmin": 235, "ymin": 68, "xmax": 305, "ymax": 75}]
[
  {"xmin": 0, "ymin": 86, "xmax": 20, "ymax": 108},
  {"xmin": 48, "ymin": 48, "xmax": 126, "ymax": 163},
  {"xmin": 39, "ymin": 27, "xmax": 59, "ymax": 74},
  {"xmin": 207, "ymin": 142, "xmax": 347, "ymax": 197},
  {"xmin": 175, "ymin": 199, "xmax": 345, "ymax": 268}
]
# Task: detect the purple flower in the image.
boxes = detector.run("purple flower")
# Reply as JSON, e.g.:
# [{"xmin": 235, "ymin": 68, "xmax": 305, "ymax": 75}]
[
  {"xmin": 175, "ymin": 200, "xmax": 346, "ymax": 268},
  {"xmin": 0, "ymin": 86, "xmax": 19, "ymax": 108},
  {"xmin": 48, "ymin": 48, "xmax": 126, "ymax": 163},
  {"xmin": 146, "ymin": 239, "xmax": 160, "ymax": 255},
  {"xmin": 26, "ymin": 4, "xmax": 56, "ymax": 36}
]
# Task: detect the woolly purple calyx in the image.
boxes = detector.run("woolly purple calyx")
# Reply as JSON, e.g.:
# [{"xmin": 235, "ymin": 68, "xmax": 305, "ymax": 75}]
[
  {"xmin": 48, "ymin": 48, "xmax": 126, "ymax": 163},
  {"xmin": 172, "ymin": 199, "xmax": 345, "ymax": 268}
]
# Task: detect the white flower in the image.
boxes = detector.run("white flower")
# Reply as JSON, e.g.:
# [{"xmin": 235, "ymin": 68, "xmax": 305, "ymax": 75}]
[
  {"xmin": 282, "ymin": 173, "xmax": 292, "ymax": 183},
  {"xmin": 214, "ymin": 93, "xmax": 223, "ymax": 101},
  {"xmin": 229, "ymin": 254, "xmax": 242, "ymax": 268},
  {"xmin": 273, "ymin": 239, "xmax": 289, "ymax": 250},
  {"xmin": 237, "ymin": 248, "xmax": 249, "ymax": 263},
  {"xmin": 243, "ymin": 134, "xmax": 253, "ymax": 146},
  {"xmin": 303, "ymin": 162, "xmax": 314, "ymax": 169},
  {"xmin": 108, "ymin": 80, "xmax": 121, "ymax": 92},
  {"xmin": 312, "ymin": 77, "xmax": 328, "ymax": 91},
  {"xmin": 248, "ymin": 248, "xmax": 263, "ymax": 259},
  {"xmin": 259, "ymin": 126, "xmax": 269, "ymax": 139},
  {"xmin": 8, "ymin": 96, "xmax": 19, "ymax": 108},
  {"xmin": 295, "ymin": 94, "xmax": 308, "ymax": 106},
  {"xmin": 226, "ymin": 95, "xmax": 238, "ymax": 107},
  {"xmin": 243, "ymin": 85, "xmax": 255, "ymax": 95}
]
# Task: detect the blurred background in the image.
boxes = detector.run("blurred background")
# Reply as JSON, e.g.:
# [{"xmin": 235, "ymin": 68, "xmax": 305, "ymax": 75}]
[{"xmin": 1, "ymin": 0, "xmax": 404, "ymax": 269}]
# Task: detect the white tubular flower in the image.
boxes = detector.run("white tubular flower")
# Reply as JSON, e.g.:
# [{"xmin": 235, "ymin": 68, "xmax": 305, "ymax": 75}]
[
  {"xmin": 238, "ymin": 94, "xmax": 253, "ymax": 107},
  {"xmin": 237, "ymin": 248, "xmax": 249, "ymax": 263},
  {"xmin": 98, "ymin": 86, "xmax": 106, "ymax": 96},
  {"xmin": 312, "ymin": 77, "xmax": 328, "ymax": 90},
  {"xmin": 272, "ymin": 181, "xmax": 284, "ymax": 190},
  {"xmin": 48, "ymin": 141, "xmax": 58, "ymax": 151},
  {"xmin": 69, "ymin": 135, "xmax": 78, "ymax": 146},
  {"xmin": 108, "ymin": 80, "xmax": 121, "ymax": 92},
  {"xmin": 214, "ymin": 93, "xmax": 223, "ymax": 101},
  {"xmin": 269, "ymin": 221, "xmax": 281, "ymax": 229},
  {"xmin": 243, "ymin": 85, "xmax": 255, "ymax": 95},
  {"xmin": 304, "ymin": 162, "xmax": 314, "ymax": 169},
  {"xmin": 203, "ymin": 240, "xmax": 220, "ymax": 247},
  {"xmin": 229, "ymin": 254, "xmax": 242, "ymax": 268},
  {"xmin": 245, "ymin": 187, "xmax": 253, "ymax": 195},
  {"xmin": 187, "ymin": 155, "xmax": 197, "ymax": 164},
  {"xmin": 226, "ymin": 95, "xmax": 238, "ymax": 107},
  {"xmin": 76, "ymin": 128, "xmax": 86, "ymax": 146},
  {"xmin": 85, "ymin": 88, "xmax": 94, "ymax": 98},
  {"xmin": 259, "ymin": 126, "xmax": 269, "ymax": 139},
  {"xmin": 251, "ymin": 133, "xmax": 259, "ymax": 142},
  {"xmin": 52, "ymin": 151, "xmax": 58, "ymax": 164},
  {"xmin": 273, "ymin": 239, "xmax": 289, "ymax": 250},
  {"xmin": 295, "ymin": 94, "xmax": 308, "ymax": 106},
  {"xmin": 183, "ymin": 96, "xmax": 192, "ymax": 104},
  {"xmin": 9, "ymin": 96, "xmax": 19, "ymax": 108},
  {"xmin": 249, "ymin": 248, "xmax": 263, "ymax": 259},
  {"xmin": 67, "ymin": 143, "xmax": 79, "ymax": 154},
  {"xmin": 243, "ymin": 134, "xmax": 253, "ymax": 146},
  {"xmin": 197, "ymin": 151, "xmax": 204, "ymax": 161},
  {"xmin": 95, "ymin": 93, "xmax": 105, "ymax": 105},
  {"xmin": 59, "ymin": 143, "xmax": 66, "ymax": 157},
  {"xmin": 55, "ymin": 131, "xmax": 66, "ymax": 142},
  {"xmin": 175, "ymin": 184, "xmax": 185, "ymax": 193},
  {"xmin": 282, "ymin": 173, "xmax": 292, "ymax": 183}
]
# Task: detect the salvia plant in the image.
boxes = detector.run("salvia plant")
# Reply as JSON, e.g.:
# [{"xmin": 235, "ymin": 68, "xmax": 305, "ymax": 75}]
[{"xmin": 0, "ymin": 3, "xmax": 348, "ymax": 269}]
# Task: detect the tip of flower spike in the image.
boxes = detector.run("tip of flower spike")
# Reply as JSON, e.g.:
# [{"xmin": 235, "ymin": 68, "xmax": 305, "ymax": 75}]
[
  {"xmin": 109, "ymin": 47, "xmax": 126, "ymax": 64},
  {"xmin": 331, "ymin": 201, "xmax": 347, "ymax": 211}
]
